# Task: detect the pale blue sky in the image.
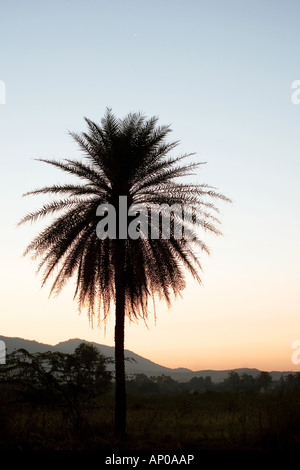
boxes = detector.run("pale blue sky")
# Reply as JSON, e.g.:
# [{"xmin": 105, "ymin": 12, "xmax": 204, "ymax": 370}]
[{"xmin": 1, "ymin": 0, "xmax": 300, "ymax": 370}]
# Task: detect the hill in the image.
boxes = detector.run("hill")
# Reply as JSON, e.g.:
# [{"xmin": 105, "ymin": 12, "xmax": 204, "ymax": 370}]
[{"xmin": 0, "ymin": 335, "xmax": 292, "ymax": 383}]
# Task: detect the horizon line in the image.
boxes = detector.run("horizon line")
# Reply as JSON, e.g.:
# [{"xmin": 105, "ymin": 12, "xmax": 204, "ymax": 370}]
[{"xmin": 1, "ymin": 334, "xmax": 298, "ymax": 374}]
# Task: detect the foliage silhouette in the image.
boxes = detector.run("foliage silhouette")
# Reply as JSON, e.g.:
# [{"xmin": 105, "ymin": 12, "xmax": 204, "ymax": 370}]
[
  {"xmin": 0, "ymin": 343, "xmax": 111, "ymax": 431},
  {"xmin": 19, "ymin": 109, "xmax": 230, "ymax": 437}
]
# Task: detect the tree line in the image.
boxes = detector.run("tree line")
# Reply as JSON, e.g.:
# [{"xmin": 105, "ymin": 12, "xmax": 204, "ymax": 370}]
[
  {"xmin": 2, "ymin": 345, "xmax": 300, "ymax": 403},
  {"xmin": 126, "ymin": 370, "xmax": 300, "ymax": 395}
]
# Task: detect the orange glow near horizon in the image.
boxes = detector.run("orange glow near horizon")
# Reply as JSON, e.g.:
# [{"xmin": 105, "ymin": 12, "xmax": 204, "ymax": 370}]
[
  {"xmin": 2, "ymin": 258, "xmax": 300, "ymax": 373},
  {"xmin": 2, "ymin": 216, "xmax": 300, "ymax": 374}
]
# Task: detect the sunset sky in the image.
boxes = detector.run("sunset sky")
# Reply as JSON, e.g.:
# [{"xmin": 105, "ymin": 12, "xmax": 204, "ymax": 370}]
[{"xmin": 1, "ymin": 0, "xmax": 300, "ymax": 372}]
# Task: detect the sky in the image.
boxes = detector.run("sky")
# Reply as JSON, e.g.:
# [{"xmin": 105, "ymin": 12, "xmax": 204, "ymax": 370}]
[{"xmin": 1, "ymin": 0, "xmax": 300, "ymax": 372}]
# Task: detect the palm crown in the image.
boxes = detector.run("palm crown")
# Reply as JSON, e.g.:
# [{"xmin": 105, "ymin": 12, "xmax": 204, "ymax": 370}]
[{"xmin": 20, "ymin": 109, "xmax": 228, "ymax": 324}]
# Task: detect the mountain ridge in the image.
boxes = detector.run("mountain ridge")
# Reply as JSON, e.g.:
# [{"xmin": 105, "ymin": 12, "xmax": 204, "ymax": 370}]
[{"xmin": 0, "ymin": 335, "xmax": 293, "ymax": 383}]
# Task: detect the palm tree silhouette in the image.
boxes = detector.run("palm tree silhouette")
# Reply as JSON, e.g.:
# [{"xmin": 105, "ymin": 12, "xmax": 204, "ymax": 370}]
[{"xmin": 19, "ymin": 109, "xmax": 230, "ymax": 437}]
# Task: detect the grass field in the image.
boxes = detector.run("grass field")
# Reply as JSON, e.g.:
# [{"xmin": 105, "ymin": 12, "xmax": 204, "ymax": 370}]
[{"xmin": 1, "ymin": 388, "xmax": 300, "ymax": 451}]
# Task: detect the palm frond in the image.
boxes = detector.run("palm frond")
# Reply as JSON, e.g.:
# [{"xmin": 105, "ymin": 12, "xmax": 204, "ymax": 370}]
[{"xmin": 18, "ymin": 197, "xmax": 96, "ymax": 226}]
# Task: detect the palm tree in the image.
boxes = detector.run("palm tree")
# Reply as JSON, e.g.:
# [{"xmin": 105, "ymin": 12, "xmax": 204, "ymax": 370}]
[{"xmin": 19, "ymin": 109, "xmax": 230, "ymax": 437}]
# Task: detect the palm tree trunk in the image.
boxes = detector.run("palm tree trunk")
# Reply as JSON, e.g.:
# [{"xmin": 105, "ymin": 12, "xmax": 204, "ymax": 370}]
[{"xmin": 114, "ymin": 240, "xmax": 126, "ymax": 438}]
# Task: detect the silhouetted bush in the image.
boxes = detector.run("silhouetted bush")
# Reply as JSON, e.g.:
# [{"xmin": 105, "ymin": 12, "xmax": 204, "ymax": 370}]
[{"xmin": 0, "ymin": 342, "xmax": 112, "ymax": 432}]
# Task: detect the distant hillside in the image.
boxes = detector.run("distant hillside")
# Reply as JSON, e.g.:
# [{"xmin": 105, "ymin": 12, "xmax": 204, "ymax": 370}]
[{"xmin": 0, "ymin": 335, "xmax": 292, "ymax": 383}]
